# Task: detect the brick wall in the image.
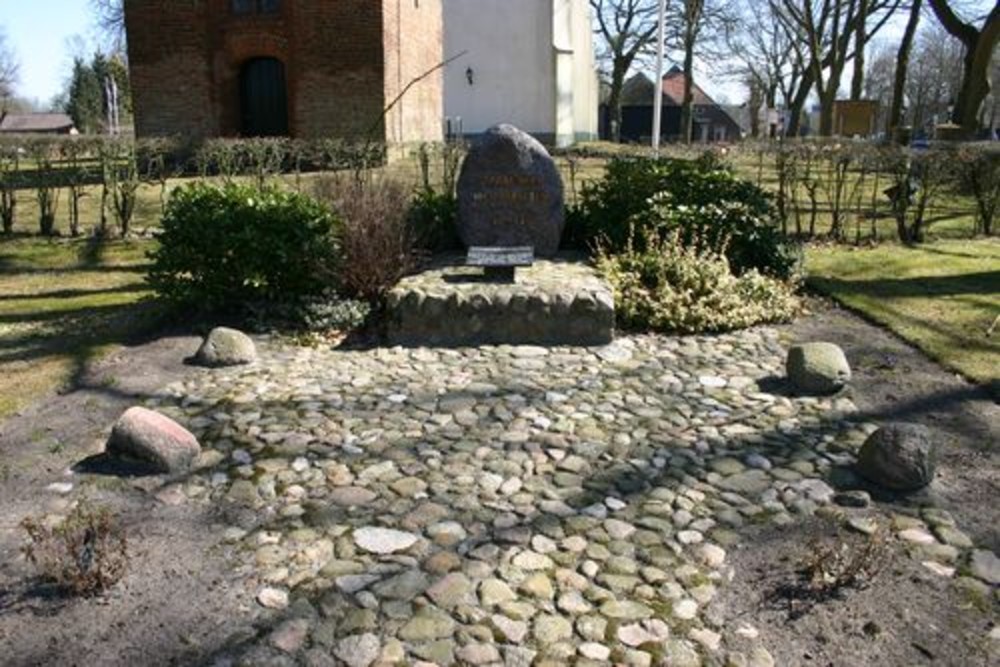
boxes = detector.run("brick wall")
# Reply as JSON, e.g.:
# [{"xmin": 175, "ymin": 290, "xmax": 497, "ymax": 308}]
[
  {"xmin": 382, "ymin": 0, "xmax": 445, "ymax": 147},
  {"xmin": 125, "ymin": 0, "xmax": 442, "ymax": 143},
  {"xmin": 125, "ymin": 0, "xmax": 217, "ymax": 138}
]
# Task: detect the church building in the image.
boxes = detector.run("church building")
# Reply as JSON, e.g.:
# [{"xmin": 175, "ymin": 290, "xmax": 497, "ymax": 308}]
[
  {"xmin": 124, "ymin": 0, "xmax": 444, "ymax": 144},
  {"xmin": 443, "ymin": 0, "xmax": 599, "ymax": 147}
]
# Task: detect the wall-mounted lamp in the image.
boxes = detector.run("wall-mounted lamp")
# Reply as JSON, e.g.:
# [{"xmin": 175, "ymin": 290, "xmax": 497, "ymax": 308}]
[{"xmin": 466, "ymin": 67, "xmax": 475, "ymax": 86}]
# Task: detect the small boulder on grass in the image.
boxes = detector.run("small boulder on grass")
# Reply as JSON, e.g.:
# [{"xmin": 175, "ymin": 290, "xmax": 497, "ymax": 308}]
[
  {"xmin": 106, "ymin": 407, "xmax": 200, "ymax": 473},
  {"xmin": 855, "ymin": 423, "xmax": 937, "ymax": 492},
  {"xmin": 194, "ymin": 327, "xmax": 256, "ymax": 367},
  {"xmin": 786, "ymin": 342, "xmax": 851, "ymax": 394}
]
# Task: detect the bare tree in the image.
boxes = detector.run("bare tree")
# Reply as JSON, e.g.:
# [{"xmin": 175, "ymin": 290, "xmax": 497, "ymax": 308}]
[
  {"xmin": 730, "ymin": 2, "xmax": 802, "ymax": 136},
  {"xmin": 775, "ymin": 0, "xmax": 902, "ymax": 136},
  {"xmin": 90, "ymin": 0, "xmax": 126, "ymax": 50},
  {"xmin": 590, "ymin": 0, "xmax": 663, "ymax": 141},
  {"xmin": 863, "ymin": 40, "xmax": 896, "ymax": 126},
  {"xmin": 667, "ymin": 0, "xmax": 737, "ymax": 143},
  {"xmin": 906, "ymin": 20, "xmax": 966, "ymax": 132},
  {"xmin": 927, "ymin": 0, "xmax": 1000, "ymax": 135},
  {"xmin": 0, "ymin": 29, "xmax": 18, "ymax": 108}
]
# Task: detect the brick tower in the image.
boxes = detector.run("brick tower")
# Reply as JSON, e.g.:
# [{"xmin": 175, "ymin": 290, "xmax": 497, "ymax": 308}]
[{"xmin": 124, "ymin": 0, "xmax": 443, "ymax": 144}]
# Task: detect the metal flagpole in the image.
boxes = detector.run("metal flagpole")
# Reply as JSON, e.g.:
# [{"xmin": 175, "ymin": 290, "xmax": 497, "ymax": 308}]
[{"xmin": 651, "ymin": 0, "xmax": 667, "ymax": 154}]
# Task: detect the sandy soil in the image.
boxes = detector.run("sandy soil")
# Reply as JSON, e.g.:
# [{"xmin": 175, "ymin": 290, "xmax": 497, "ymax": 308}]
[
  {"xmin": 0, "ymin": 335, "xmax": 267, "ymax": 666},
  {"xmin": 716, "ymin": 298, "xmax": 999, "ymax": 667}
]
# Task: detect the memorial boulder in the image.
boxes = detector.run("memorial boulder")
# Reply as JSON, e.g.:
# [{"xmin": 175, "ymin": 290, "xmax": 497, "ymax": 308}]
[{"xmin": 457, "ymin": 124, "xmax": 565, "ymax": 257}]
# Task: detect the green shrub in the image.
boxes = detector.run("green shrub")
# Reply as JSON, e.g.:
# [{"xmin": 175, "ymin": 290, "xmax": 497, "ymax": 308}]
[
  {"xmin": 409, "ymin": 141, "xmax": 465, "ymax": 253},
  {"xmin": 635, "ymin": 192, "xmax": 802, "ymax": 280},
  {"xmin": 597, "ymin": 228, "xmax": 799, "ymax": 334},
  {"xmin": 567, "ymin": 156, "xmax": 798, "ymax": 278},
  {"xmin": 149, "ymin": 182, "xmax": 341, "ymax": 310},
  {"xmin": 408, "ymin": 188, "xmax": 462, "ymax": 252}
]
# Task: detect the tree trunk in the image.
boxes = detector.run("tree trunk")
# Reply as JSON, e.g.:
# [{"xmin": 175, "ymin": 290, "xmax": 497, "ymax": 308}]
[
  {"xmin": 765, "ymin": 83, "xmax": 778, "ymax": 110},
  {"xmin": 851, "ymin": 0, "xmax": 869, "ymax": 100},
  {"xmin": 749, "ymin": 80, "xmax": 762, "ymax": 138},
  {"xmin": 681, "ymin": 43, "xmax": 696, "ymax": 143},
  {"xmin": 607, "ymin": 62, "xmax": 627, "ymax": 142},
  {"xmin": 819, "ymin": 78, "xmax": 838, "ymax": 136},
  {"xmin": 953, "ymin": 38, "xmax": 996, "ymax": 135},
  {"xmin": 927, "ymin": 0, "xmax": 1000, "ymax": 137},
  {"xmin": 786, "ymin": 69, "xmax": 816, "ymax": 136},
  {"xmin": 889, "ymin": 0, "xmax": 922, "ymax": 140}
]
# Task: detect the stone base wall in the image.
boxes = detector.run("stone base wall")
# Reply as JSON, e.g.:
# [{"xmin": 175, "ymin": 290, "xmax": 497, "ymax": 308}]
[{"xmin": 386, "ymin": 257, "xmax": 615, "ymax": 347}]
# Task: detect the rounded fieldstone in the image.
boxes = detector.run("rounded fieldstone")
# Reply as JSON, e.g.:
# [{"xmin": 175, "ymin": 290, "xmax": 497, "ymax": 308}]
[
  {"xmin": 533, "ymin": 614, "xmax": 573, "ymax": 644},
  {"xmin": 786, "ymin": 342, "xmax": 851, "ymax": 394},
  {"xmin": 968, "ymin": 549, "xmax": 1000, "ymax": 585},
  {"xmin": 456, "ymin": 124, "xmax": 565, "ymax": 256},
  {"xmin": 257, "ymin": 587, "xmax": 289, "ymax": 609},
  {"xmin": 194, "ymin": 327, "xmax": 257, "ymax": 367},
  {"xmin": 856, "ymin": 423, "xmax": 937, "ymax": 491},
  {"xmin": 334, "ymin": 633, "xmax": 381, "ymax": 667},
  {"xmin": 106, "ymin": 407, "xmax": 200, "ymax": 473},
  {"xmin": 352, "ymin": 527, "xmax": 419, "ymax": 555},
  {"xmin": 330, "ymin": 487, "xmax": 378, "ymax": 507}
]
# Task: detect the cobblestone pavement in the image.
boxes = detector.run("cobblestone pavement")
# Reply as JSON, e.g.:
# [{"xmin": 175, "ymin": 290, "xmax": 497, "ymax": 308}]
[{"xmin": 143, "ymin": 329, "xmax": 989, "ymax": 667}]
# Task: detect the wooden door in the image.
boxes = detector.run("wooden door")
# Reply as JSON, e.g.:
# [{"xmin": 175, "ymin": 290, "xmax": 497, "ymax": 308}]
[{"xmin": 240, "ymin": 58, "xmax": 289, "ymax": 137}]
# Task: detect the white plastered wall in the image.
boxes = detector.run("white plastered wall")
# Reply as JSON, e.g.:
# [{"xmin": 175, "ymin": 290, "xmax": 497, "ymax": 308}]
[{"xmin": 443, "ymin": 0, "xmax": 555, "ymax": 137}]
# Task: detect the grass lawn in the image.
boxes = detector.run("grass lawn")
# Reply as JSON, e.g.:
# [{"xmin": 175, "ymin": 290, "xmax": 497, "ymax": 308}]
[
  {"xmin": 806, "ymin": 238, "xmax": 1000, "ymax": 384},
  {"xmin": 0, "ymin": 236, "xmax": 162, "ymax": 419},
  {"xmin": 0, "ymin": 149, "xmax": 993, "ymax": 420}
]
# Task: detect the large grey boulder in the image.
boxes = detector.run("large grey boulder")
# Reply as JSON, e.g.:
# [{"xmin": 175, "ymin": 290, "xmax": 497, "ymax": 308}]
[
  {"xmin": 194, "ymin": 327, "xmax": 256, "ymax": 367},
  {"xmin": 786, "ymin": 342, "xmax": 851, "ymax": 394},
  {"xmin": 855, "ymin": 423, "xmax": 937, "ymax": 491},
  {"xmin": 106, "ymin": 407, "xmax": 201, "ymax": 473},
  {"xmin": 456, "ymin": 124, "xmax": 565, "ymax": 256}
]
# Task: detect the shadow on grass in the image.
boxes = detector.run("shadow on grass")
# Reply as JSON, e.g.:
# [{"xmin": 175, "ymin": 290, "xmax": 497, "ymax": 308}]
[
  {"xmin": 809, "ymin": 271, "xmax": 1000, "ymax": 300},
  {"xmin": 919, "ymin": 243, "xmax": 1000, "ymax": 261},
  {"xmin": 0, "ymin": 283, "xmax": 148, "ymax": 303},
  {"xmin": 806, "ymin": 275, "xmax": 1000, "ymax": 378},
  {"xmin": 0, "ymin": 236, "xmax": 153, "ymax": 276},
  {"xmin": 0, "ymin": 299, "xmax": 176, "ymax": 431}
]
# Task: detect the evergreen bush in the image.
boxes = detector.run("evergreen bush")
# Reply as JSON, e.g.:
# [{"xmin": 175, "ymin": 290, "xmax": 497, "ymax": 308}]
[{"xmin": 148, "ymin": 182, "xmax": 342, "ymax": 311}]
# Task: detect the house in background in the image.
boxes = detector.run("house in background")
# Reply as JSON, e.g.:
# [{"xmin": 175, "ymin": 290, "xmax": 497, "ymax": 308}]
[
  {"xmin": 833, "ymin": 100, "xmax": 879, "ymax": 137},
  {"xmin": 612, "ymin": 67, "xmax": 741, "ymax": 143},
  {"xmin": 0, "ymin": 113, "xmax": 78, "ymax": 135},
  {"xmin": 443, "ymin": 0, "xmax": 599, "ymax": 147}
]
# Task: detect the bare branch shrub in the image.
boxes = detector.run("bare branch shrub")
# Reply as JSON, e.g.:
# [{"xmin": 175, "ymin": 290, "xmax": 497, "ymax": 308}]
[
  {"xmin": 770, "ymin": 520, "xmax": 892, "ymax": 619},
  {"xmin": 0, "ymin": 137, "xmax": 19, "ymax": 234},
  {"xmin": 954, "ymin": 144, "xmax": 1000, "ymax": 237},
  {"xmin": 27, "ymin": 138, "xmax": 61, "ymax": 236},
  {"xmin": 21, "ymin": 502, "xmax": 128, "ymax": 597},
  {"xmin": 313, "ymin": 175, "xmax": 416, "ymax": 301},
  {"xmin": 802, "ymin": 526, "xmax": 891, "ymax": 595}
]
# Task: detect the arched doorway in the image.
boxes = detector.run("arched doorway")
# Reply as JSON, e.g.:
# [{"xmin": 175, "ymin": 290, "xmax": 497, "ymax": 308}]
[{"xmin": 240, "ymin": 57, "xmax": 289, "ymax": 137}]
